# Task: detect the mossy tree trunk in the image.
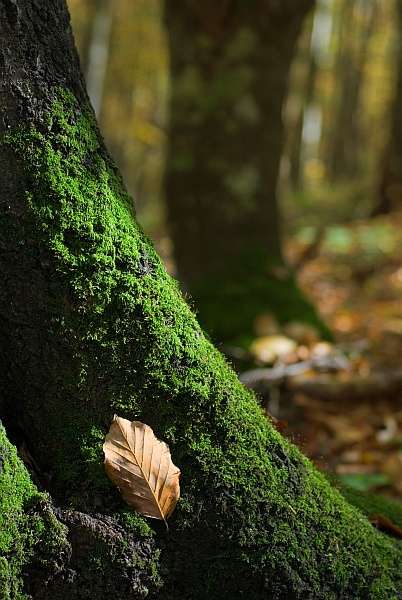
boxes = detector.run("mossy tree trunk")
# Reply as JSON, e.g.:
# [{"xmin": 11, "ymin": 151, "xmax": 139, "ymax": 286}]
[
  {"xmin": 164, "ymin": 0, "xmax": 326, "ymax": 343},
  {"xmin": 0, "ymin": 1, "xmax": 401, "ymax": 598}
]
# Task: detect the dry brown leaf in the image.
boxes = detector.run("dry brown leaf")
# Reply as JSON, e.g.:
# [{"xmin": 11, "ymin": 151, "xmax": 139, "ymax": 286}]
[
  {"xmin": 103, "ymin": 415, "xmax": 180, "ymax": 522},
  {"xmin": 369, "ymin": 514, "xmax": 402, "ymax": 540},
  {"xmin": 262, "ymin": 408, "xmax": 288, "ymax": 434}
]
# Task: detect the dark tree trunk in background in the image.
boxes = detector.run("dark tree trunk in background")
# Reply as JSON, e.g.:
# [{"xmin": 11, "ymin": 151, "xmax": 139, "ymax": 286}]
[
  {"xmin": 282, "ymin": 14, "xmax": 316, "ymax": 192},
  {"xmin": 327, "ymin": 0, "xmax": 376, "ymax": 182},
  {"xmin": 164, "ymin": 0, "xmax": 326, "ymax": 343},
  {"xmin": 85, "ymin": 0, "xmax": 115, "ymax": 119},
  {"xmin": 373, "ymin": 0, "xmax": 402, "ymax": 216},
  {"xmin": 1, "ymin": 1, "xmax": 402, "ymax": 598}
]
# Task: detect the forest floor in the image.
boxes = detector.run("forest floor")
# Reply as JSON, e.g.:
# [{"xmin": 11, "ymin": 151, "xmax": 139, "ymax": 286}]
[{"xmin": 278, "ymin": 210, "xmax": 402, "ymax": 502}]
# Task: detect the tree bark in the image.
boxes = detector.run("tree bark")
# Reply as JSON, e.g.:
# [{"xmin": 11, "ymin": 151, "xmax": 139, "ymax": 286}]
[
  {"xmin": 164, "ymin": 0, "xmax": 326, "ymax": 342},
  {"xmin": 0, "ymin": 1, "xmax": 401, "ymax": 598}
]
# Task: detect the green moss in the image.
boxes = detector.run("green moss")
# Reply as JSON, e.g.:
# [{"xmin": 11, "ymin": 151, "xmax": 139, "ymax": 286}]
[
  {"xmin": 2, "ymin": 89, "xmax": 402, "ymax": 597},
  {"xmin": 114, "ymin": 508, "xmax": 155, "ymax": 538},
  {"xmin": 0, "ymin": 422, "xmax": 68, "ymax": 599}
]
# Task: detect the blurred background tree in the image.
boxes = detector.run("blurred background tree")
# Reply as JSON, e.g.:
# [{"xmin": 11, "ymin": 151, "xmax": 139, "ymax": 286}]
[
  {"xmin": 163, "ymin": 0, "xmax": 325, "ymax": 344},
  {"xmin": 66, "ymin": 0, "xmax": 402, "ymax": 345},
  {"xmin": 375, "ymin": 0, "xmax": 402, "ymax": 215}
]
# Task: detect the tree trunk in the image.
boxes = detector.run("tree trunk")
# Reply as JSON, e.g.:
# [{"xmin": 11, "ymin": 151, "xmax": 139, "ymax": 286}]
[
  {"xmin": 0, "ymin": 1, "xmax": 401, "ymax": 598},
  {"xmin": 373, "ymin": 0, "xmax": 402, "ymax": 216},
  {"xmin": 282, "ymin": 14, "xmax": 316, "ymax": 191},
  {"xmin": 85, "ymin": 0, "xmax": 115, "ymax": 119},
  {"xmin": 326, "ymin": 0, "xmax": 376, "ymax": 182},
  {"xmin": 164, "ymin": 0, "xmax": 327, "ymax": 342}
]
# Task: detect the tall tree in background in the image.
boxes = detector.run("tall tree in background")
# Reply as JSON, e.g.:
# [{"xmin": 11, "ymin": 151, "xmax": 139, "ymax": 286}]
[
  {"xmin": 326, "ymin": 0, "xmax": 377, "ymax": 182},
  {"xmin": 282, "ymin": 14, "xmax": 316, "ymax": 192},
  {"xmin": 1, "ymin": 1, "xmax": 402, "ymax": 597},
  {"xmin": 375, "ymin": 0, "xmax": 402, "ymax": 215},
  {"xmin": 164, "ymin": 0, "xmax": 326, "ymax": 343},
  {"xmin": 85, "ymin": 0, "xmax": 115, "ymax": 118}
]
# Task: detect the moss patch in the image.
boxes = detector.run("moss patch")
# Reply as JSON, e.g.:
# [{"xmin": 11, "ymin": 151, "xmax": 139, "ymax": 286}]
[{"xmin": 0, "ymin": 422, "xmax": 68, "ymax": 599}]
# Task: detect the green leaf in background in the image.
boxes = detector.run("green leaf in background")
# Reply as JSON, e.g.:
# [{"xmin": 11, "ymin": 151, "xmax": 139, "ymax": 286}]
[{"xmin": 338, "ymin": 472, "xmax": 391, "ymax": 492}]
